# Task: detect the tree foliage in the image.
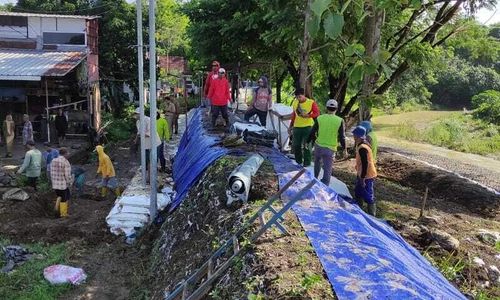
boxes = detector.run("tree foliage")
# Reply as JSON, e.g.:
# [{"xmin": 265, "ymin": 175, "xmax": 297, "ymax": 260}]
[
  {"xmin": 183, "ymin": 0, "xmax": 493, "ymax": 117},
  {"xmin": 472, "ymin": 90, "xmax": 500, "ymax": 124}
]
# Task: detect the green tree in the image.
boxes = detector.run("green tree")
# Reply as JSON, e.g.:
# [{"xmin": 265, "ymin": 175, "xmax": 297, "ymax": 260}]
[{"xmin": 472, "ymin": 90, "xmax": 500, "ymax": 124}]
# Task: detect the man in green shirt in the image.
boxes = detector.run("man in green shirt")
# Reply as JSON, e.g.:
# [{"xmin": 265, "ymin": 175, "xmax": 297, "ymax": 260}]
[
  {"xmin": 309, "ymin": 99, "xmax": 347, "ymax": 186},
  {"xmin": 17, "ymin": 140, "xmax": 42, "ymax": 190},
  {"xmin": 156, "ymin": 112, "xmax": 171, "ymax": 172},
  {"xmin": 360, "ymin": 121, "xmax": 378, "ymax": 162}
]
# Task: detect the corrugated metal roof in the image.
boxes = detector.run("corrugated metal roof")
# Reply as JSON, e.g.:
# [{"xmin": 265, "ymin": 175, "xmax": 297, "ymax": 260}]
[
  {"xmin": 0, "ymin": 49, "xmax": 87, "ymax": 81},
  {"xmin": 0, "ymin": 11, "xmax": 99, "ymax": 20}
]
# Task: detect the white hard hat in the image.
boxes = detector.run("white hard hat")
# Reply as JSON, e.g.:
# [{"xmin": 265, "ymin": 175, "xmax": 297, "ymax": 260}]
[
  {"xmin": 218, "ymin": 68, "xmax": 226, "ymax": 74},
  {"xmin": 326, "ymin": 99, "xmax": 338, "ymax": 108}
]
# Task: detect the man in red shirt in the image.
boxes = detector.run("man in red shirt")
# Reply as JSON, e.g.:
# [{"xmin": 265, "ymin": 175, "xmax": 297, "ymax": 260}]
[
  {"xmin": 203, "ymin": 60, "xmax": 220, "ymax": 107},
  {"xmin": 207, "ymin": 68, "xmax": 231, "ymax": 127}
]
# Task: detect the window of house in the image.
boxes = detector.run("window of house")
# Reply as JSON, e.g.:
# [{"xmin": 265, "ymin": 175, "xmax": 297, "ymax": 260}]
[
  {"xmin": 43, "ymin": 32, "xmax": 85, "ymax": 45},
  {"xmin": 0, "ymin": 16, "xmax": 28, "ymax": 27}
]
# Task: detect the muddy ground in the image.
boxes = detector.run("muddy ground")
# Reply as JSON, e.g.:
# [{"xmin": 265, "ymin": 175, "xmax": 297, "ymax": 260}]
[
  {"xmin": 1, "ymin": 135, "xmax": 499, "ymax": 299},
  {"xmin": 0, "ymin": 141, "xmax": 147, "ymax": 300}
]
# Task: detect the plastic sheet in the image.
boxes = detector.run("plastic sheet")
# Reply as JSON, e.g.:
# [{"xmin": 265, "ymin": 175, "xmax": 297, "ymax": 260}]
[
  {"xmin": 171, "ymin": 109, "xmax": 228, "ymax": 211},
  {"xmin": 266, "ymin": 150, "xmax": 466, "ymax": 300}
]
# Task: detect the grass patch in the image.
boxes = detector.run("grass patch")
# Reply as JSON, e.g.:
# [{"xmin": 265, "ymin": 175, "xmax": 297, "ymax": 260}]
[
  {"xmin": 0, "ymin": 239, "xmax": 71, "ymax": 300},
  {"xmin": 423, "ymin": 250, "xmax": 468, "ymax": 282},
  {"xmin": 392, "ymin": 114, "xmax": 500, "ymax": 156},
  {"xmin": 17, "ymin": 173, "xmax": 51, "ymax": 193},
  {"xmin": 495, "ymin": 241, "xmax": 500, "ymax": 253}
]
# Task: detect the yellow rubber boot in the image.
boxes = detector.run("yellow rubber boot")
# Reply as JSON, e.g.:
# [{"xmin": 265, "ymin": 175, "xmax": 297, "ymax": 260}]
[
  {"xmin": 54, "ymin": 197, "xmax": 61, "ymax": 212},
  {"xmin": 59, "ymin": 202, "xmax": 69, "ymax": 218},
  {"xmin": 100, "ymin": 187, "xmax": 108, "ymax": 199},
  {"xmin": 114, "ymin": 187, "xmax": 122, "ymax": 197}
]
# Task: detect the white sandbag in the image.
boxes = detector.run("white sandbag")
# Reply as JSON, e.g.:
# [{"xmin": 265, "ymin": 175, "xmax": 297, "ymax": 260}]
[
  {"xmin": 43, "ymin": 265, "xmax": 87, "ymax": 285},
  {"xmin": 2, "ymin": 188, "xmax": 29, "ymax": 202},
  {"xmin": 107, "ymin": 212, "xmax": 149, "ymax": 223}
]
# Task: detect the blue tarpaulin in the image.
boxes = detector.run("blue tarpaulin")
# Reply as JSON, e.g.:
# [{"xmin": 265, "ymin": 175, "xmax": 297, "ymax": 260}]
[
  {"xmin": 172, "ymin": 108, "xmax": 465, "ymax": 299},
  {"xmin": 171, "ymin": 109, "xmax": 228, "ymax": 212},
  {"xmin": 266, "ymin": 150, "xmax": 466, "ymax": 300}
]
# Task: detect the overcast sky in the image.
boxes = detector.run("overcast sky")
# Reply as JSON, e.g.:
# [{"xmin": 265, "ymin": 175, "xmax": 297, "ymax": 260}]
[{"xmin": 1, "ymin": 0, "xmax": 499, "ymax": 25}]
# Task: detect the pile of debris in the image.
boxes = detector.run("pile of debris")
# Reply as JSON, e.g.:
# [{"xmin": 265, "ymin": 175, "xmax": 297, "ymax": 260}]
[
  {"xmin": 1, "ymin": 245, "xmax": 37, "ymax": 273},
  {"xmin": 0, "ymin": 172, "xmax": 18, "ymax": 188}
]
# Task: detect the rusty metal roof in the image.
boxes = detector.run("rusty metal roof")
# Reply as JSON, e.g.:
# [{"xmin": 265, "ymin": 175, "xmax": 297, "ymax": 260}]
[
  {"xmin": 0, "ymin": 49, "xmax": 87, "ymax": 81},
  {"xmin": 0, "ymin": 11, "xmax": 99, "ymax": 20}
]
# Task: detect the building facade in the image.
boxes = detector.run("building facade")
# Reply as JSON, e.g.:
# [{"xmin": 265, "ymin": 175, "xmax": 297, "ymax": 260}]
[{"xmin": 0, "ymin": 12, "xmax": 101, "ymax": 142}]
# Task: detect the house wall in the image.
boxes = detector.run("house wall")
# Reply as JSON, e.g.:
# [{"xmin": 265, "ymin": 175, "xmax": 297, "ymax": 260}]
[{"xmin": 0, "ymin": 16, "xmax": 86, "ymax": 47}]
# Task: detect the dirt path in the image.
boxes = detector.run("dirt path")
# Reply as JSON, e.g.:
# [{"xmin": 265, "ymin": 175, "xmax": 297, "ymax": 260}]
[
  {"xmin": 372, "ymin": 111, "xmax": 500, "ymax": 192},
  {"xmin": 380, "ymin": 140, "xmax": 500, "ymax": 192}
]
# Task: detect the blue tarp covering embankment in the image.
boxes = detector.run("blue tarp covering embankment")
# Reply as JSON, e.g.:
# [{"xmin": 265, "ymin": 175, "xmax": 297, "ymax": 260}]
[
  {"xmin": 170, "ymin": 109, "xmax": 227, "ymax": 212},
  {"xmin": 173, "ymin": 108, "xmax": 465, "ymax": 299}
]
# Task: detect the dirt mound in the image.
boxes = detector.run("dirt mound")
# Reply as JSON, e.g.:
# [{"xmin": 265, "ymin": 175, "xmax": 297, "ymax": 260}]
[
  {"xmin": 147, "ymin": 153, "xmax": 335, "ymax": 299},
  {"xmin": 148, "ymin": 156, "xmax": 278, "ymax": 298},
  {"xmin": 377, "ymin": 152, "xmax": 500, "ymax": 218},
  {"xmin": 0, "ymin": 188, "xmax": 114, "ymax": 244}
]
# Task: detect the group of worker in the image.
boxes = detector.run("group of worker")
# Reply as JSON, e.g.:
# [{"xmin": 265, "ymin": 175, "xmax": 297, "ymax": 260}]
[
  {"xmin": 14, "ymin": 137, "xmax": 121, "ymax": 218},
  {"xmin": 202, "ymin": 61, "xmax": 273, "ymax": 128},
  {"xmin": 287, "ymin": 88, "xmax": 378, "ymax": 216},
  {"xmin": 1, "ymin": 110, "xmax": 70, "ymax": 158}
]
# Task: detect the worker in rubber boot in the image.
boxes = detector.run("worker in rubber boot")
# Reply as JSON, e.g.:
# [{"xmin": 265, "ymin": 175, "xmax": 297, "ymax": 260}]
[
  {"xmin": 360, "ymin": 120, "xmax": 378, "ymax": 162},
  {"xmin": 17, "ymin": 140, "xmax": 42, "ymax": 190},
  {"xmin": 50, "ymin": 147, "xmax": 73, "ymax": 218},
  {"xmin": 287, "ymin": 87, "xmax": 320, "ymax": 167},
  {"xmin": 207, "ymin": 67, "xmax": 231, "ymax": 127},
  {"xmin": 156, "ymin": 112, "xmax": 170, "ymax": 172},
  {"xmin": 352, "ymin": 126, "xmax": 378, "ymax": 216},
  {"xmin": 308, "ymin": 99, "xmax": 347, "ymax": 186},
  {"xmin": 95, "ymin": 145, "xmax": 120, "ymax": 199}
]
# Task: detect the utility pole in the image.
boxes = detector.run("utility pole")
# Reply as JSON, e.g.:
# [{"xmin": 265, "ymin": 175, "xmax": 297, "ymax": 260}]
[
  {"xmin": 149, "ymin": 0, "xmax": 158, "ymax": 220},
  {"xmin": 136, "ymin": 0, "xmax": 146, "ymax": 185}
]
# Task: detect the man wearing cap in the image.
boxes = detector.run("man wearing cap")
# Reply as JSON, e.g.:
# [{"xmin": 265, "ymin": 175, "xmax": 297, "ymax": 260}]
[
  {"xmin": 360, "ymin": 121, "xmax": 378, "ymax": 162},
  {"xmin": 352, "ymin": 126, "xmax": 378, "ymax": 216},
  {"xmin": 133, "ymin": 108, "xmax": 162, "ymax": 180},
  {"xmin": 203, "ymin": 60, "xmax": 220, "ymax": 108},
  {"xmin": 17, "ymin": 140, "xmax": 42, "ymax": 190},
  {"xmin": 308, "ymin": 99, "xmax": 346, "ymax": 185},
  {"xmin": 207, "ymin": 67, "xmax": 231, "ymax": 127},
  {"xmin": 288, "ymin": 88, "xmax": 320, "ymax": 166}
]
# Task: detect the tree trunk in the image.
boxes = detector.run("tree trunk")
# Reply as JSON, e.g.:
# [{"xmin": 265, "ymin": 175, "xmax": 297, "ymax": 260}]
[
  {"xmin": 328, "ymin": 72, "xmax": 348, "ymax": 112},
  {"xmin": 282, "ymin": 54, "xmax": 299, "ymax": 88},
  {"xmin": 299, "ymin": 0, "xmax": 313, "ymax": 97},
  {"xmin": 359, "ymin": 0, "xmax": 384, "ymax": 121},
  {"xmin": 276, "ymin": 69, "xmax": 288, "ymax": 103}
]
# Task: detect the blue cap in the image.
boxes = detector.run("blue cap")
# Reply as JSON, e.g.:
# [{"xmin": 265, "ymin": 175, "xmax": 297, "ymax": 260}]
[
  {"xmin": 359, "ymin": 121, "xmax": 372, "ymax": 133},
  {"xmin": 352, "ymin": 126, "xmax": 366, "ymax": 138}
]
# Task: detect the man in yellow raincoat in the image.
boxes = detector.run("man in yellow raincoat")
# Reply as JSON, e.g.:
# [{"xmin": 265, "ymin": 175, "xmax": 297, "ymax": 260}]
[{"xmin": 96, "ymin": 145, "xmax": 120, "ymax": 199}]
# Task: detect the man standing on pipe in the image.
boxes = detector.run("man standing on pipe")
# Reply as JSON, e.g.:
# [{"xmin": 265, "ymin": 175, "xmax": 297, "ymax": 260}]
[
  {"xmin": 308, "ymin": 99, "xmax": 347, "ymax": 185},
  {"xmin": 207, "ymin": 68, "xmax": 231, "ymax": 127},
  {"xmin": 288, "ymin": 87, "xmax": 320, "ymax": 167},
  {"xmin": 352, "ymin": 126, "xmax": 378, "ymax": 216}
]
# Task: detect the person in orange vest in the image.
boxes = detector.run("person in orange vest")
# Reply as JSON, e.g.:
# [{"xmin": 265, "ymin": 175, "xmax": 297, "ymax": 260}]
[
  {"xmin": 352, "ymin": 126, "xmax": 378, "ymax": 216},
  {"xmin": 287, "ymin": 88, "xmax": 320, "ymax": 166}
]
